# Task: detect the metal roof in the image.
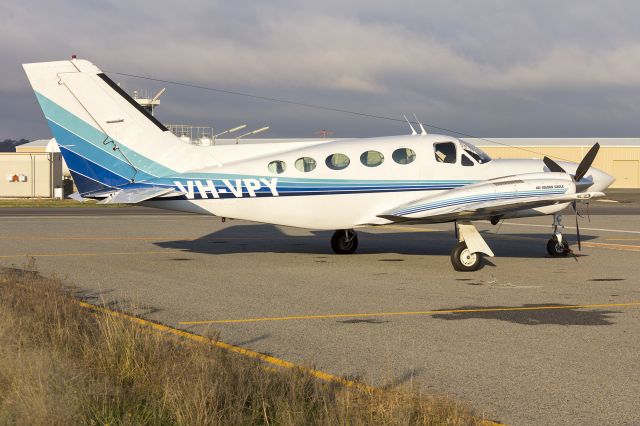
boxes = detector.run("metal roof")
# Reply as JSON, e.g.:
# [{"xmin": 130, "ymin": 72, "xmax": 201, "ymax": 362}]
[
  {"xmin": 17, "ymin": 139, "xmax": 50, "ymax": 147},
  {"xmin": 15, "ymin": 138, "xmax": 60, "ymax": 152},
  {"xmin": 222, "ymin": 137, "xmax": 640, "ymax": 147},
  {"xmin": 462, "ymin": 138, "xmax": 640, "ymax": 147}
]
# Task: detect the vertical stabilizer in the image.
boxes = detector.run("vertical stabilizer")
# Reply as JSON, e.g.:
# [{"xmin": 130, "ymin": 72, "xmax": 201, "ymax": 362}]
[{"xmin": 23, "ymin": 58, "xmax": 217, "ymax": 195}]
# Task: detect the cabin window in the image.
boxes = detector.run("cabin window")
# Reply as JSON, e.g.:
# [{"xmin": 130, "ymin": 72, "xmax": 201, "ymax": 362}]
[
  {"xmin": 295, "ymin": 157, "xmax": 317, "ymax": 172},
  {"xmin": 392, "ymin": 148, "xmax": 416, "ymax": 165},
  {"xmin": 461, "ymin": 154, "xmax": 474, "ymax": 166},
  {"xmin": 434, "ymin": 142, "xmax": 457, "ymax": 164},
  {"xmin": 267, "ymin": 160, "xmax": 287, "ymax": 174},
  {"xmin": 325, "ymin": 153, "xmax": 350, "ymax": 170},
  {"xmin": 360, "ymin": 150, "xmax": 384, "ymax": 167}
]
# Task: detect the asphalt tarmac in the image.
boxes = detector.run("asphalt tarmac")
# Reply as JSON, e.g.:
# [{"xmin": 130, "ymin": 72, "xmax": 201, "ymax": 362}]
[{"xmin": 0, "ymin": 203, "xmax": 638, "ymax": 425}]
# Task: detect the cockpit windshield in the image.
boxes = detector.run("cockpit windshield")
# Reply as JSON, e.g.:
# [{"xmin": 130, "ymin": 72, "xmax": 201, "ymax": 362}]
[{"xmin": 460, "ymin": 141, "xmax": 491, "ymax": 164}]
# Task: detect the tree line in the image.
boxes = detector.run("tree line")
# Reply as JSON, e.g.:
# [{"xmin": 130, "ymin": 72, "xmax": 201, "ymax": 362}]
[{"xmin": 0, "ymin": 139, "xmax": 29, "ymax": 152}]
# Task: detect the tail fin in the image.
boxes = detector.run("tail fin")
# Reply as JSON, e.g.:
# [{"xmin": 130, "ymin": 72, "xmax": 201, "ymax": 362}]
[{"xmin": 23, "ymin": 59, "xmax": 209, "ymax": 195}]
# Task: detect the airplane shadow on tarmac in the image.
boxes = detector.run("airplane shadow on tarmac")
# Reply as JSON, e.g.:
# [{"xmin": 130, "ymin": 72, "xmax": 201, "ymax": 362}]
[
  {"xmin": 431, "ymin": 304, "xmax": 620, "ymax": 326},
  {"xmin": 154, "ymin": 223, "xmax": 599, "ymax": 259}
]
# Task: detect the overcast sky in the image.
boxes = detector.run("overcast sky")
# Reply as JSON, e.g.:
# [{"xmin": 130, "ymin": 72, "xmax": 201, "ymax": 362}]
[{"xmin": 2, "ymin": 0, "xmax": 640, "ymax": 140}]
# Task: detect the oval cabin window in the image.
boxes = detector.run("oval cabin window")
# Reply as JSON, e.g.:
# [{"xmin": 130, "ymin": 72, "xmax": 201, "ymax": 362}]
[
  {"xmin": 267, "ymin": 160, "xmax": 287, "ymax": 174},
  {"xmin": 360, "ymin": 150, "xmax": 384, "ymax": 167},
  {"xmin": 325, "ymin": 153, "xmax": 350, "ymax": 170},
  {"xmin": 392, "ymin": 148, "xmax": 416, "ymax": 165},
  {"xmin": 295, "ymin": 157, "xmax": 317, "ymax": 172}
]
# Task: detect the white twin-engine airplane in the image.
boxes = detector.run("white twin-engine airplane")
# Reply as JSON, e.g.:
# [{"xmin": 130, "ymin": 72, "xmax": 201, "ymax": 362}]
[{"xmin": 23, "ymin": 58, "xmax": 615, "ymax": 271}]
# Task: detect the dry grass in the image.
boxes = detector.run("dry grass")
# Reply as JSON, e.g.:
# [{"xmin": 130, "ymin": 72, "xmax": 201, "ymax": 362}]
[{"xmin": 0, "ymin": 262, "xmax": 487, "ymax": 425}]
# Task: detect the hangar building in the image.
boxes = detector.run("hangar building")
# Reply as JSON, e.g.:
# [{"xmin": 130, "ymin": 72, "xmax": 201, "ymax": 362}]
[
  {"xmin": 468, "ymin": 138, "xmax": 640, "ymax": 188},
  {"xmin": 1, "ymin": 85, "xmax": 639, "ymax": 198},
  {"xmin": 0, "ymin": 139, "xmax": 63, "ymax": 198},
  {"xmin": 1, "ymin": 136, "xmax": 639, "ymax": 199}
]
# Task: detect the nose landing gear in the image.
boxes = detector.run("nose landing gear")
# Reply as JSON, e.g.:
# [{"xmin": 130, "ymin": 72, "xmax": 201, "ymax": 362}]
[
  {"xmin": 547, "ymin": 238, "xmax": 570, "ymax": 257},
  {"xmin": 547, "ymin": 214, "xmax": 571, "ymax": 257},
  {"xmin": 331, "ymin": 229, "xmax": 358, "ymax": 254}
]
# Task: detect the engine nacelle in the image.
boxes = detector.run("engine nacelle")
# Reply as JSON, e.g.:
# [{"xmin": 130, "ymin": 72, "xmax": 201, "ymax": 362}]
[{"xmin": 485, "ymin": 173, "xmax": 576, "ymax": 198}]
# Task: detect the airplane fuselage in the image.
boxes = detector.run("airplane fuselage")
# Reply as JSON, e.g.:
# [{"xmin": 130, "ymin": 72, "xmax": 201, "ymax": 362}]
[{"xmin": 140, "ymin": 135, "xmax": 610, "ymax": 229}]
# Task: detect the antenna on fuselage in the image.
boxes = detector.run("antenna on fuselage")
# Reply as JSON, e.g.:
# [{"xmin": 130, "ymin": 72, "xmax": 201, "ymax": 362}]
[
  {"xmin": 213, "ymin": 124, "xmax": 247, "ymax": 145},
  {"xmin": 235, "ymin": 126, "xmax": 270, "ymax": 144},
  {"xmin": 403, "ymin": 114, "xmax": 417, "ymax": 135},
  {"xmin": 413, "ymin": 113, "xmax": 427, "ymax": 136}
]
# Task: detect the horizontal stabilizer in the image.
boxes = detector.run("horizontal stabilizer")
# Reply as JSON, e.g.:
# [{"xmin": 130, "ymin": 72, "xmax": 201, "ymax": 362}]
[
  {"xmin": 68, "ymin": 192, "xmax": 88, "ymax": 202},
  {"xmin": 98, "ymin": 186, "xmax": 177, "ymax": 204}
]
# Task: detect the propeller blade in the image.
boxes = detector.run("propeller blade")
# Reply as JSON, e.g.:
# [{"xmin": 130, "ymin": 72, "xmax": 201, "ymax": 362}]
[
  {"xmin": 543, "ymin": 156, "xmax": 566, "ymax": 173},
  {"xmin": 575, "ymin": 211, "xmax": 581, "ymax": 251},
  {"xmin": 572, "ymin": 201, "xmax": 581, "ymax": 251},
  {"xmin": 574, "ymin": 143, "xmax": 600, "ymax": 182}
]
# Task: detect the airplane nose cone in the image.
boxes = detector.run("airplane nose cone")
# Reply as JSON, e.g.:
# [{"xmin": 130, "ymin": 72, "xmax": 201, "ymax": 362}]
[{"xmin": 589, "ymin": 168, "xmax": 615, "ymax": 192}]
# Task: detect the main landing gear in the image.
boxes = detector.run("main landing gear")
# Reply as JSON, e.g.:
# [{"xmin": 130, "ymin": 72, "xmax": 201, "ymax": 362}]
[
  {"xmin": 329, "ymin": 217, "xmax": 571, "ymax": 269},
  {"xmin": 547, "ymin": 214, "xmax": 571, "ymax": 257},
  {"xmin": 331, "ymin": 229, "xmax": 358, "ymax": 254},
  {"xmin": 450, "ymin": 221, "xmax": 495, "ymax": 272},
  {"xmin": 451, "ymin": 241, "xmax": 481, "ymax": 272}
]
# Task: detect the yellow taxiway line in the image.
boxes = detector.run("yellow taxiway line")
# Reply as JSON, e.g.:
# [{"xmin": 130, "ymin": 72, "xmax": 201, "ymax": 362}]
[
  {"xmin": 0, "ymin": 235, "xmax": 292, "ymax": 241},
  {"xmin": 77, "ymin": 300, "xmax": 375, "ymax": 393},
  {"xmin": 0, "ymin": 235, "xmax": 196, "ymax": 241},
  {"xmin": 77, "ymin": 301, "xmax": 504, "ymax": 424},
  {"xmin": 0, "ymin": 250, "xmax": 182, "ymax": 258},
  {"xmin": 487, "ymin": 233, "xmax": 640, "ymax": 253},
  {"xmin": 381, "ymin": 225, "xmax": 437, "ymax": 233},
  {"xmin": 179, "ymin": 302, "xmax": 640, "ymax": 325},
  {"xmin": 2, "ymin": 224, "xmax": 640, "ymax": 260},
  {"xmin": 581, "ymin": 241, "xmax": 640, "ymax": 251}
]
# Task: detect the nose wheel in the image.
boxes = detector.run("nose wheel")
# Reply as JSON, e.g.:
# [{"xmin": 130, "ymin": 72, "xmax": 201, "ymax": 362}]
[
  {"xmin": 547, "ymin": 214, "xmax": 571, "ymax": 257},
  {"xmin": 547, "ymin": 237, "xmax": 570, "ymax": 257},
  {"xmin": 331, "ymin": 229, "xmax": 358, "ymax": 254}
]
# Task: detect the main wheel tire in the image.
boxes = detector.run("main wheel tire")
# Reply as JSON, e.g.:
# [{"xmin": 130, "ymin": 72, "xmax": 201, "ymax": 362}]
[
  {"xmin": 451, "ymin": 241, "xmax": 482, "ymax": 272},
  {"xmin": 546, "ymin": 238, "xmax": 570, "ymax": 257},
  {"xmin": 331, "ymin": 230, "xmax": 358, "ymax": 254}
]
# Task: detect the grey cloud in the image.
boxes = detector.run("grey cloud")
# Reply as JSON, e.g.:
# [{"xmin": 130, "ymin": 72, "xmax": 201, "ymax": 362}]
[{"xmin": 1, "ymin": 1, "xmax": 639, "ymax": 139}]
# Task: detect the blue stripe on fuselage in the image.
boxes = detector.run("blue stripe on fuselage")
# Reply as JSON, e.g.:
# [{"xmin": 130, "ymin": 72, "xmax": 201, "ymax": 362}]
[
  {"xmin": 35, "ymin": 91, "xmax": 175, "ymax": 178},
  {"xmin": 60, "ymin": 145, "xmax": 130, "ymax": 190},
  {"xmin": 48, "ymin": 120, "xmax": 157, "ymax": 182}
]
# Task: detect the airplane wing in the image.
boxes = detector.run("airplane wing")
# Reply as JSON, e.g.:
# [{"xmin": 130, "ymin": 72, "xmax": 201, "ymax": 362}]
[
  {"xmin": 377, "ymin": 175, "xmax": 604, "ymax": 224},
  {"xmin": 379, "ymin": 192, "xmax": 601, "ymax": 223}
]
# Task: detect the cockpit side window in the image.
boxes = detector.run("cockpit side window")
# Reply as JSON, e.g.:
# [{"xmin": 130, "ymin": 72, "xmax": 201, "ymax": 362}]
[
  {"xmin": 434, "ymin": 142, "xmax": 457, "ymax": 164},
  {"xmin": 460, "ymin": 141, "xmax": 491, "ymax": 164},
  {"xmin": 461, "ymin": 154, "xmax": 474, "ymax": 166}
]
